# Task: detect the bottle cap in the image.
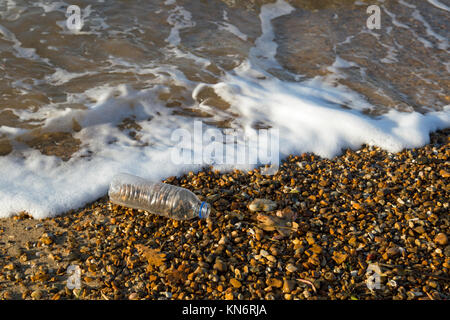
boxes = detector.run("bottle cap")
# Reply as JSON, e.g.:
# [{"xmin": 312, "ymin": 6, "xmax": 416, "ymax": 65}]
[{"xmin": 199, "ymin": 201, "xmax": 210, "ymax": 219}]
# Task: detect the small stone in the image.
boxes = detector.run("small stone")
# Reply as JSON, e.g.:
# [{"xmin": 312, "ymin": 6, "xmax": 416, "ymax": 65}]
[
  {"xmin": 230, "ymin": 201, "xmax": 240, "ymax": 211},
  {"xmin": 2, "ymin": 291, "xmax": 12, "ymax": 300},
  {"xmin": 414, "ymin": 226, "xmax": 425, "ymax": 234},
  {"xmin": 351, "ymin": 201, "xmax": 362, "ymax": 210},
  {"xmin": 230, "ymin": 278, "xmax": 242, "ymax": 288},
  {"xmin": 225, "ymin": 292, "xmax": 234, "ymax": 300},
  {"xmin": 218, "ymin": 236, "xmax": 228, "ymax": 245},
  {"xmin": 266, "ymin": 278, "xmax": 283, "ymax": 288},
  {"xmin": 304, "ymin": 252, "xmax": 319, "ymax": 266},
  {"xmin": 31, "ymin": 290, "xmax": 42, "ymax": 300},
  {"xmin": 213, "ymin": 259, "xmax": 227, "ymax": 272},
  {"xmin": 128, "ymin": 293, "xmax": 139, "ymax": 300},
  {"xmin": 3, "ymin": 263, "xmax": 14, "ymax": 271},
  {"xmin": 265, "ymin": 293, "xmax": 276, "ymax": 300},
  {"xmin": 214, "ymin": 198, "xmax": 229, "ymax": 208},
  {"xmin": 332, "ymin": 251, "xmax": 348, "ymax": 265},
  {"xmin": 248, "ymin": 199, "xmax": 277, "ymax": 212},
  {"xmin": 434, "ymin": 233, "xmax": 448, "ymax": 246},
  {"xmin": 67, "ymin": 251, "xmax": 80, "ymax": 261},
  {"xmin": 73, "ymin": 288, "xmax": 81, "ymax": 299},
  {"xmin": 439, "ymin": 169, "xmax": 450, "ymax": 178},
  {"xmin": 282, "ymin": 279, "xmax": 296, "ymax": 293},
  {"xmin": 348, "ymin": 237, "xmax": 358, "ymax": 247},
  {"xmin": 255, "ymin": 228, "xmax": 264, "ymax": 241},
  {"xmin": 306, "ymin": 237, "xmax": 315, "ymax": 245},
  {"xmin": 324, "ymin": 272, "xmax": 335, "ymax": 281},
  {"xmin": 386, "ymin": 246, "xmax": 400, "ymax": 257},
  {"xmin": 444, "ymin": 246, "xmax": 450, "ymax": 257},
  {"xmin": 286, "ymin": 264, "xmax": 298, "ymax": 273},
  {"xmin": 40, "ymin": 232, "xmax": 55, "ymax": 245},
  {"xmin": 310, "ymin": 244, "xmax": 322, "ymax": 254},
  {"xmin": 269, "ymin": 246, "xmax": 279, "ymax": 256},
  {"xmin": 260, "ymin": 249, "xmax": 269, "ymax": 257}
]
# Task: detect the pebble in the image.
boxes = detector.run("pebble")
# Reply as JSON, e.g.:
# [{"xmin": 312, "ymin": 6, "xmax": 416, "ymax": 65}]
[
  {"xmin": 218, "ymin": 236, "xmax": 228, "ymax": 245},
  {"xmin": 332, "ymin": 251, "xmax": 348, "ymax": 265},
  {"xmin": 386, "ymin": 246, "xmax": 401, "ymax": 257},
  {"xmin": 310, "ymin": 244, "xmax": 323, "ymax": 254},
  {"xmin": 266, "ymin": 278, "xmax": 283, "ymax": 288},
  {"xmin": 225, "ymin": 292, "xmax": 234, "ymax": 300},
  {"xmin": 213, "ymin": 259, "xmax": 227, "ymax": 272},
  {"xmin": 282, "ymin": 279, "xmax": 296, "ymax": 293},
  {"xmin": 254, "ymin": 228, "xmax": 264, "ymax": 241},
  {"xmin": 230, "ymin": 278, "xmax": 242, "ymax": 288},
  {"xmin": 3, "ymin": 263, "xmax": 14, "ymax": 271},
  {"xmin": 286, "ymin": 264, "xmax": 298, "ymax": 273},
  {"xmin": 444, "ymin": 246, "xmax": 450, "ymax": 257},
  {"xmin": 248, "ymin": 199, "xmax": 277, "ymax": 212},
  {"xmin": 39, "ymin": 232, "xmax": 55, "ymax": 245},
  {"xmin": 128, "ymin": 293, "xmax": 139, "ymax": 300},
  {"xmin": 31, "ymin": 290, "xmax": 42, "ymax": 300},
  {"xmin": 414, "ymin": 226, "xmax": 425, "ymax": 234},
  {"xmin": 434, "ymin": 233, "xmax": 448, "ymax": 246},
  {"xmin": 324, "ymin": 272, "xmax": 335, "ymax": 281}
]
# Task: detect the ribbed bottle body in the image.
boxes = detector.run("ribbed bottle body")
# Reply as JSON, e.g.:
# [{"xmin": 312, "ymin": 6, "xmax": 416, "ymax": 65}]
[{"xmin": 108, "ymin": 173, "xmax": 210, "ymax": 220}]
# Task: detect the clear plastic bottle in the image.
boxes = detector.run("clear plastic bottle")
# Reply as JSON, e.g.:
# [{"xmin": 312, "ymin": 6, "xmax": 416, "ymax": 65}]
[{"xmin": 108, "ymin": 173, "xmax": 210, "ymax": 220}]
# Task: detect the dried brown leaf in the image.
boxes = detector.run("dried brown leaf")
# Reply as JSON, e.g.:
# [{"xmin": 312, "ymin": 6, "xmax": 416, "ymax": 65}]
[
  {"xmin": 167, "ymin": 263, "xmax": 189, "ymax": 284},
  {"xmin": 135, "ymin": 244, "xmax": 166, "ymax": 271}
]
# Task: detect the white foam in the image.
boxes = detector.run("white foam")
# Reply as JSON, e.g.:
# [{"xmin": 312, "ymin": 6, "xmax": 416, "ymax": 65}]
[
  {"xmin": 45, "ymin": 68, "xmax": 92, "ymax": 86},
  {"xmin": 216, "ymin": 21, "xmax": 248, "ymax": 41},
  {"xmin": 250, "ymin": 0, "xmax": 294, "ymax": 70},
  {"xmin": 382, "ymin": 6, "xmax": 433, "ymax": 48},
  {"xmin": 427, "ymin": 0, "xmax": 450, "ymax": 12},
  {"xmin": 399, "ymin": 0, "xmax": 416, "ymax": 9},
  {"xmin": 34, "ymin": 1, "xmax": 66, "ymax": 13},
  {"xmin": 411, "ymin": 9, "xmax": 448, "ymax": 50},
  {"xmin": 0, "ymin": 0, "xmax": 26, "ymax": 21},
  {"xmin": 166, "ymin": 5, "xmax": 195, "ymax": 47},
  {"xmin": 215, "ymin": 70, "xmax": 450, "ymax": 158},
  {"xmin": 0, "ymin": 25, "xmax": 50, "ymax": 63}
]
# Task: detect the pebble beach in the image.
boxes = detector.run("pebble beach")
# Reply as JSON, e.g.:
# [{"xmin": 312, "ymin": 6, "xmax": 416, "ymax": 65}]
[{"xmin": 0, "ymin": 129, "xmax": 448, "ymax": 301}]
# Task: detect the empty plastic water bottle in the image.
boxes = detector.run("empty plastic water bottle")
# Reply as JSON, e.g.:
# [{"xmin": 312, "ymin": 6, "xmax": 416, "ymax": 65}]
[{"xmin": 108, "ymin": 173, "xmax": 210, "ymax": 220}]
